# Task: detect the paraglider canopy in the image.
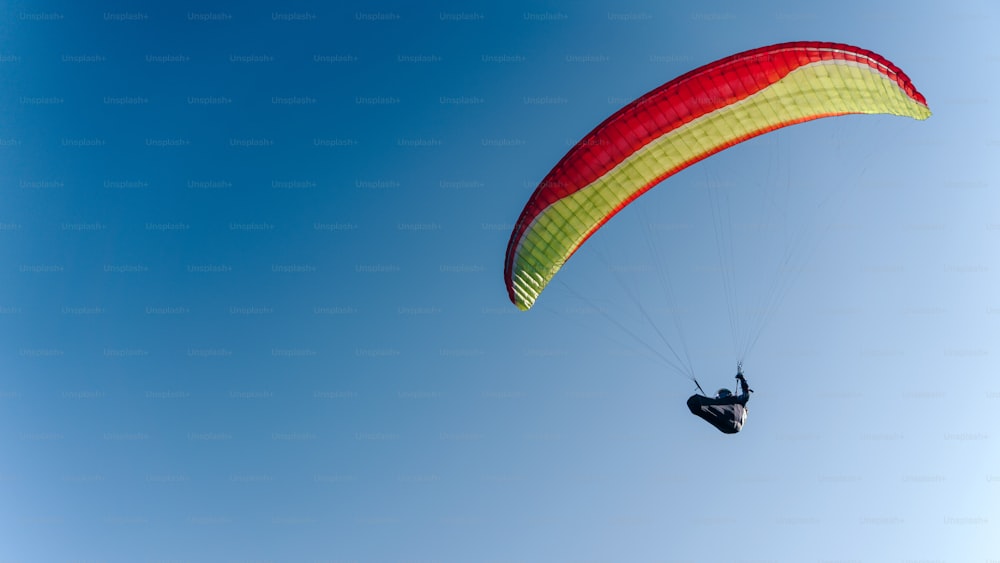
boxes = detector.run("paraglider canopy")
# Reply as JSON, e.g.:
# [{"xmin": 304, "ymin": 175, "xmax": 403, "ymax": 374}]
[{"xmin": 505, "ymin": 41, "xmax": 930, "ymax": 311}]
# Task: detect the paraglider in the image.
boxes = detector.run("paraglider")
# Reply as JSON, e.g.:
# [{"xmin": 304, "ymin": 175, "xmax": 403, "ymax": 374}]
[
  {"xmin": 503, "ymin": 41, "xmax": 929, "ymax": 433},
  {"xmin": 687, "ymin": 364, "xmax": 753, "ymax": 434}
]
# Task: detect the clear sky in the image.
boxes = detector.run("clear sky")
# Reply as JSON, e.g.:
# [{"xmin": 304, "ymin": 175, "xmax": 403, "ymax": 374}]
[{"xmin": 1, "ymin": 0, "xmax": 998, "ymax": 561}]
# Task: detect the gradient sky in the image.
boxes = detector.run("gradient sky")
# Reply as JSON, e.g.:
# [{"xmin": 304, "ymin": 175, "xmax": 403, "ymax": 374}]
[{"xmin": 2, "ymin": 1, "xmax": 998, "ymax": 561}]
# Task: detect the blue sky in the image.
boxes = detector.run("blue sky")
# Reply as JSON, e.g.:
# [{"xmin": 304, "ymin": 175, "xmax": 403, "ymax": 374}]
[{"xmin": 1, "ymin": 0, "xmax": 998, "ymax": 561}]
